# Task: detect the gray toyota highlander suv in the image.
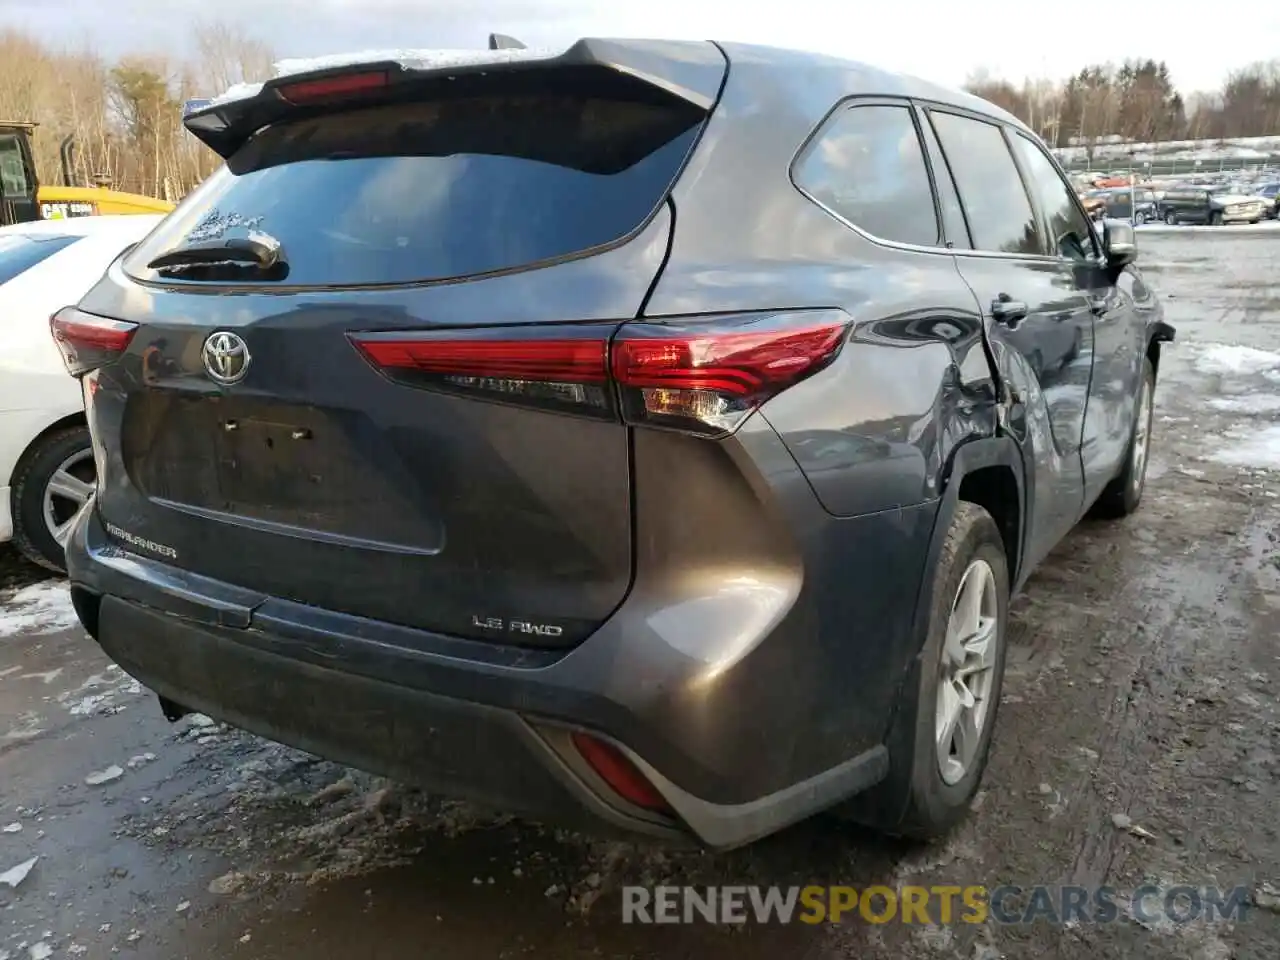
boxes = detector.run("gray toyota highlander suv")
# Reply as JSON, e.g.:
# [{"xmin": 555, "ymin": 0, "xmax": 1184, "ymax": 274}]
[{"xmin": 56, "ymin": 38, "xmax": 1173, "ymax": 849}]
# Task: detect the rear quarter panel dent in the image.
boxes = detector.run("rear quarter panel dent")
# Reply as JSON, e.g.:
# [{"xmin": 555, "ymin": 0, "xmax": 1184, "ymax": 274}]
[{"xmin": 761, "ymin": 315, "xmax": 999, "ymax": 519}]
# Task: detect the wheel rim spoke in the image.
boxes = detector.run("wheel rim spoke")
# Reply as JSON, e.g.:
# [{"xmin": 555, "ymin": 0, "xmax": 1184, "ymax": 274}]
[
  {"xmin": 1132, "ymin": 376, "xmax": 1152, "ymax": 491},
  {"xmin": 52, "ymin": 517, "xmax": 76, "ymax": 547},
  {"xmin": 936, "ymin": 558, "xmax": 1001, "ymax": 786},
  {"xmin": 48, "ymin": 469, "xmax": 93, "ymax": 504},
  {"xmin": 42, "ymin": 449, "xmax": 96, "ymax": 553}
]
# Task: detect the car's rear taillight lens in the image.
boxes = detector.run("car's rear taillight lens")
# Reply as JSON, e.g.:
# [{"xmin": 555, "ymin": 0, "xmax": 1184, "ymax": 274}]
[
  {"xmin": 349, "ymin": 324, "xmax": 616, "ymax": 418},
  {"xmin": 612, "ymin": 310, "xmax": 850, "ymax": 436},
  {"xmin": 50, "ymin": 307, "xmax": 139, "ymax": 378},
  {"xmin": 349, "ymin": 311, "xmax": 851, "ymax": 436}
]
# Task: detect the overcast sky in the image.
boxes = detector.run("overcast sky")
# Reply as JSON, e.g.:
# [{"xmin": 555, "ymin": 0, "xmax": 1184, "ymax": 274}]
[{"xmin": 5, "ymin": 0, "xmax": 1278, "ymax": 94}]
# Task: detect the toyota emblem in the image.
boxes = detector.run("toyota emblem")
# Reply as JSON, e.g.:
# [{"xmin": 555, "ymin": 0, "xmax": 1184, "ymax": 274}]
[{"xmin": 202, "ymin": 331, "xmax": 251, "ymax": 385}]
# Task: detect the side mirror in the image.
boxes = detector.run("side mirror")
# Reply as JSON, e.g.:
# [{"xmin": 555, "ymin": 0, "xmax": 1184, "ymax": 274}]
[{"xmin": 1100, "ymin": 218, "xmax": 1136, "ymax": 269}]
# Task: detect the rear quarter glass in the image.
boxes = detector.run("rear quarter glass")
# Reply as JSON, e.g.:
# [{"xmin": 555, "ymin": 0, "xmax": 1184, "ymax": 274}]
[{"xmin": 124, "ymin": 88, "xmax": 705, "ymax": 288}]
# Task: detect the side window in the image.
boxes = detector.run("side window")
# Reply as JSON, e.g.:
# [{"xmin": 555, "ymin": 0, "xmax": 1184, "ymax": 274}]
[
  {"xmin": 1010, "ymin": 134, "xmax": 1098, "ymax": 261},
  {"xmin": 793, "ymin": 103, "xmax": 940, "ymax": 247},
  {"xmin": 0, "ymin": 136, "xmax": 31, "ymax": 197},
  {"xmin": 917, "ymin": 114, "xmax": 971, "ymax": 249},
  {"xmin": 928, "ymin": 111, "xmax": 1041, "ymax": 256}
]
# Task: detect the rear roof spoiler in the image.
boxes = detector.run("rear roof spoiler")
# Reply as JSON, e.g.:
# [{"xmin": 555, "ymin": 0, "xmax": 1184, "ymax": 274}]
[{"xmin": 184, "ymin": 38, "xmax": 727, "ymax": 159}]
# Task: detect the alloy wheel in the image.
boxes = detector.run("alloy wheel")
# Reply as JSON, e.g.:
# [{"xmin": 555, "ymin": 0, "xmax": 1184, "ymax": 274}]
[
  {"xmin": 43, "ymin": 449, "xmax": 95, "ymax": 548},
  {"xmin": 1131, "ymin": 372, "xmax": 1153, "ymax": 496},
  {"xmin": 936, "ymin": 559, "xmax": 1000, "ymax": 786}
]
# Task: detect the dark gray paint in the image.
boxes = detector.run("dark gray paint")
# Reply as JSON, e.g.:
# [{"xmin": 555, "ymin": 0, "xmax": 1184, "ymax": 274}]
[{"xmin": 68, "ymin": 38, "xmax": 1167, "ymax": 848}]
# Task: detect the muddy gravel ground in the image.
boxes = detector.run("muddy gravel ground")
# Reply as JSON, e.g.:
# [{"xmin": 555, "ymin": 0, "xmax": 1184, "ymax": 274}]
[{"xmin": 4, "ymin": 228, "xmax": 1280, "ymax": 959}]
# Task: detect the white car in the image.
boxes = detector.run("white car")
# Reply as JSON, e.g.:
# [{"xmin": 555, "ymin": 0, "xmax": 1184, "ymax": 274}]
[{"xmin": 0, "ymin": 214, "xmax": 163, "ymax": 571}]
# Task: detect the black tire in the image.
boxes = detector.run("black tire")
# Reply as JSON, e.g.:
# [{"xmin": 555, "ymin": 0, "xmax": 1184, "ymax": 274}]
[
  {"xmin": 893, "ymin": 502, "xmax": 1011, "ymax": 840},
  {"xmin": 1210, "ymin": 211, "xmax": 1223, "ymax": 226},
  {"xmin": 1092, "ymin": 356, "xmax": 1155, "ymax": 519},
  {"xmin": 11, "ymin": 425, "xmax": 94, "ymax": 573},
  {"xmin": 1164, "ymin": 210, "xmax": 1177, "ymax": 225}
]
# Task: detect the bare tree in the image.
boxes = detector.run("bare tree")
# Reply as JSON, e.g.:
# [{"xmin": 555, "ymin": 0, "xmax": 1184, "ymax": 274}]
[
  {"xmin": 193, "ymin": 20, "xmax": 275, "ymax": 95},
  {"xmin": 2, "ymin": 23, "xmax": 274, "ymax": 198},
  {"xmin": 4, "ymin": 24, "xmax": 1278, "ymax": 204}
]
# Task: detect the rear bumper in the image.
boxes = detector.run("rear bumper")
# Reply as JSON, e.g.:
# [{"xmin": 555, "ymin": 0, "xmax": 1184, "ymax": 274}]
[{"xmin": 67, "ymin": 484, "xmax": 932, "ymax": 847}]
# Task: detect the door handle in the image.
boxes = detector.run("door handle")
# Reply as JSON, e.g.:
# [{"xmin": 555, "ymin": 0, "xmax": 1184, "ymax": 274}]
[{"xmin": 990, "ymin": 296, "xmax": 1028, "ymax": 326}]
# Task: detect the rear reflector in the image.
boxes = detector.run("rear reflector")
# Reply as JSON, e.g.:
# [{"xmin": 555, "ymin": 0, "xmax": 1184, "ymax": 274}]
[
  {"xmin": 277, "ymin": 70, "xmax": 391, "ymax": 105},
  {"xmin": 571, "ymin": 731, "xmax": 670, "ymax": 813},
  {"xmin": 50, "ymin": 306, "xmax": 139, "ymax": 378},
  {"xmin": 349, "ymin": 311, "xmax": 850, "ymax": 435}
]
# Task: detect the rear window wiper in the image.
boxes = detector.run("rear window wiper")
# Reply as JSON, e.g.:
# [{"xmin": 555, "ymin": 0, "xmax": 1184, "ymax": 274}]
[{"xmin": 147, "ymin": 231, "xmax": 287, "ymax": 276}]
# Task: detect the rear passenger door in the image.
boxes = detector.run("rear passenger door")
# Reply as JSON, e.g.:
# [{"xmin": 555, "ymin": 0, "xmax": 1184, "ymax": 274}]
[
  {"xmin": 923, "ymin": 106, "xmax": 1095, "ymax": 573},
  {"xmin": 1006, "ymin": 132, "xmax": 1144, "ymax": 505}
]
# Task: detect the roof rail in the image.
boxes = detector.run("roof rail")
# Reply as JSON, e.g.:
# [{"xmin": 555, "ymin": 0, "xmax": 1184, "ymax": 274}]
[{"xmin": 488, "ymin": 33, "xmax": 526, "ymax": 50}]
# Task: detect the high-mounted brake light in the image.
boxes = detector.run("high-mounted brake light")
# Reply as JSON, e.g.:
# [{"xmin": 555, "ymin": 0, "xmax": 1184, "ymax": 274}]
[
  {"xmin": 348, "ymin": 311, "xmax": 850, "ymax": 436},
  {"xmin": 276, "ymin": 70, "xmax": 391, "ymax": 105},
  {"xmin": 349, "ymin": 325, "xmax": 615, "ymax": 418},
  {"xmin": 50, "ymin": 306, "xmax": 139, "ymax": 378},
  {"xmin": 612, "ymin": 311, "xmax": 850, "ymax": 436}
]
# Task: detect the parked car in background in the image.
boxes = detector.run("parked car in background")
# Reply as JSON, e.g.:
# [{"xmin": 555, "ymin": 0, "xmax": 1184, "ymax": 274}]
[
  {"xmin": 1159, "ymin": 185, "xmax": 1268, "ymax": 225},
  {"xmin": 1102, "ymin": 187, "xmax": 1158, "ymax": 223},
  {"xmin": 1250, "ymin": 182, "xmax": 1280, "ymax": 218},
  {"xmin": 62, "ymin": 41, "xmax": 1172, "ymax": 849},
  {"xmin": 1080, "ymin": 190, "xmax": 1108, "ymax": 220},
  {"xmin": 0, "ymin": 214, "xmax": 162, "ymax": 570}
]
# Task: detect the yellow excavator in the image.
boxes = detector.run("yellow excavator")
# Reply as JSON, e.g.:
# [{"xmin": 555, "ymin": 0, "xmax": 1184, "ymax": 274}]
[{"xmin": 0, "ymin": 121, "xmax": 174, "ymax": 226}]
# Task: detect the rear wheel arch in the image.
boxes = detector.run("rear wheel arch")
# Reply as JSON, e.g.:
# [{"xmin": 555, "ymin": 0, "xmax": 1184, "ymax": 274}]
[
  {"xmin": 944, "ymin": 438, "xmax": 1025, "ymax": 589},
  {"xmin": 910, "ymin": 437, "xmax": 1024, "ymax": 667},
  {"xmin": 10, "ymin": 412, "xmax": 91, "ymax": 572},
  {"xmin": 15, "ymin": 411, "xmax": 88, "ymax": 470},
  {"xmin": 9, "ymin": 410, "xmax": 88, "ymax": 494},
  {"xmin": 833, "ymin": 435, "xmax": 1023, "ymax": 832}
]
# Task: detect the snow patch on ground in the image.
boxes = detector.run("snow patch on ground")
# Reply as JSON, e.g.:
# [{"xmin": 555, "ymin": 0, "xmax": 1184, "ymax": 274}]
[
  {"xmin": 1209, "ymin": 425, "xmax": 1280, "ymax": 469},
  {"xmin": 1192, "ymin": 343, "xmax": 1280, "ymax": 377},
  {"xmin": 1207, "ymin": 394, "xmax": 1280, "ymax": 415},
  {"xmin": 55, "ymin": 665, "xmax": 144, "ymax": 718},
  {"xmin": 0, "ymin": 582, "xmax": 79, "ymax": 638},
  {"xmin": 1054, "ymin": 134, "xmax": 1280, "ymax": 164}
]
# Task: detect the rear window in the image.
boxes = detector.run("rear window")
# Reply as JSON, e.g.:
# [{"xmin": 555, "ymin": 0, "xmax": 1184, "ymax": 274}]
[
  {"xmin": 125, "ymin": 87, "xmax": 704, "ymax": 287},
  {"xmin": 0, "ymin": 234, "xmax": 80, "ymax": 285}
]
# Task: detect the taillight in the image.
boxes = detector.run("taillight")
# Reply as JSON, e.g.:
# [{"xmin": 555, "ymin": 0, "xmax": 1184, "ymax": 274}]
[
  {"xmin": 276, "ymin": 70, "xmax": 391, "ymax": 105},
  {"xmin": 349, "ymin": 324, "xmax": 615, "ymax": 418},
  {"xmin": 50, "ymin": 306, "xmax": 138, "ymax": 378},
  {"xmin": 612, "ymin": 310, "xmax": 850, "ymax": 437},
  {"xmin": 349, "ymin": 311, "xmax": 850, "ymax": 436}
]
